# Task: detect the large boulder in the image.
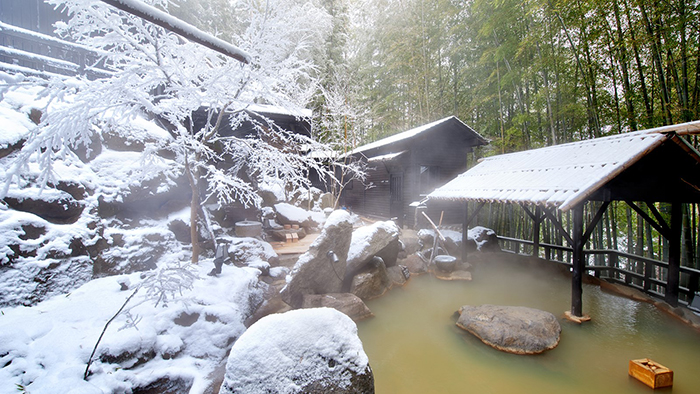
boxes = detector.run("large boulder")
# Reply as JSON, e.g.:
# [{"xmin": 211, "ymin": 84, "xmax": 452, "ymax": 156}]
[
  {"xmin": 221, "ymin": 308, "xmax": 374, "ymax": 394},
  {"xmin": 456, "ymin": 305, "xmax": 561, "ymax": 355},
  {"xmin": 280, "ymin": 210, "xmax": 353, "ymax": 308},
  {"xmin": 350, "ymin": 257, "xmax": 391, "ymax": 301},
  {"xmin": 346, "ymin": 221, "xmax": 400, "ymax": 276},
  {"xmin": 302, "ymin": 293, "xmax": 374, "ymax": 321}
]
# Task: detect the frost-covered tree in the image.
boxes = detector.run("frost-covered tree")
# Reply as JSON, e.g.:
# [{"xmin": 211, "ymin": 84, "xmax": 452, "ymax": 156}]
[{"xmin": 1, "ymin": 0, "xmax": 342, "ymax": 263}]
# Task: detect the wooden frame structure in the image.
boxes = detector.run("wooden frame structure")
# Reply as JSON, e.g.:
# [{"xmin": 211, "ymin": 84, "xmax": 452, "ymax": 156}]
[{"xmin": 430, "ymin": 121, "xmax": 700, "ymax": 319}]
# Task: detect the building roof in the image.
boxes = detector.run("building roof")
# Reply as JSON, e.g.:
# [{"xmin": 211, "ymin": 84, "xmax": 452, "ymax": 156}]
[
  {"xmin": 348, "ymin": 116, "xmax": 488, "ymax": 157},
  {"xmin": 429, "ymin": 120, "xmax": 700, "ymax": 211}
]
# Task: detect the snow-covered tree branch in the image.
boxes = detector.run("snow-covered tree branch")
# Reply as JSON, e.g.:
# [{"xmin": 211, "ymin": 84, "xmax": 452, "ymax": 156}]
[{"xmin": 2, "ymin": 0, "xmax": 343, "ymax": 263}]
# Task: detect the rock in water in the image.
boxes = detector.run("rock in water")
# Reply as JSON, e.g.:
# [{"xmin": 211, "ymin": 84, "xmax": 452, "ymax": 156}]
[
  {"xmin": 456, "ymin": 305, "xmax": 561, "ymax": 354},
  {"xmin": 221, "ymin": 308, "xmax": 374, "ymax": 394}
]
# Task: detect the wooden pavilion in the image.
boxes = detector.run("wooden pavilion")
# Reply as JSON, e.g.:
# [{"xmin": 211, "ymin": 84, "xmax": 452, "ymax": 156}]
[{"xmin": 428, "ymin": 120, "xmax": 700, "ymax": 321}]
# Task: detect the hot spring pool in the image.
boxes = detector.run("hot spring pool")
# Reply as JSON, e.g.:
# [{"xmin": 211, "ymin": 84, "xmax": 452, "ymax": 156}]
[{"xmin": 357, "ymin": 257, "xmax": 700, "ymax": 394}]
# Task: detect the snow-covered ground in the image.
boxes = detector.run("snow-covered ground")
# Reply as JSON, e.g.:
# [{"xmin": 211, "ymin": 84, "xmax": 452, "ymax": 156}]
[{"xmin": 0, "ymin": 260, "xmax": 264, "ymax": 394}]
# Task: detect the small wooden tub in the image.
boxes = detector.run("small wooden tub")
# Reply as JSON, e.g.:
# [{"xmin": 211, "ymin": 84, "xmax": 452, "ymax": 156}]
[{"xmin": 629, "ymin": 358, "xmax": 673, "ymax": 389}]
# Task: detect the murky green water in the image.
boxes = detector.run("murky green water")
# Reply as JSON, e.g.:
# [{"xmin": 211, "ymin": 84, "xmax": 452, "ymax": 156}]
[{"xmin": 357, "ymin": 258, "xmax": 700, "ymax": 394}]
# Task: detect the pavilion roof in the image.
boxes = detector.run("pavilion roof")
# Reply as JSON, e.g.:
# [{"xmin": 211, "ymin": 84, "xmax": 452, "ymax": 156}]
[{"xmin": 428, "ymin": 121, "xmax": 700, "ymax": 211}]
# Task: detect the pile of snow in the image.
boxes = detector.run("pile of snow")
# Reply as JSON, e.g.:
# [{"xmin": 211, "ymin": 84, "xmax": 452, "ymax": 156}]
[
  {"xmin": 221, "ymin": 307, "xmax": 370, "ymax": 393},
  {"xmin": 0, "ymin": 84, "xmax": 43, "ymax": 147},
  {"xmin": 274, "ymin": 202, "xmax": 326, "ymax": 225},
  {"xmin": 0, "ymin": 261, "xmax": 264, "ymax": 394}
]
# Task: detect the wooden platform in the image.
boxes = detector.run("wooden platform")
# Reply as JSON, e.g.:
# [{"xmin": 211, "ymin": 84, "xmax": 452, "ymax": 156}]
[{"xmin": 270, "ymin": 233, "xmax": 319, "ymax": 255}]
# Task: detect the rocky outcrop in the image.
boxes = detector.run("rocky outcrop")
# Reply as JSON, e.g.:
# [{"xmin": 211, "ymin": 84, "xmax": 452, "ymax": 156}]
[
  {"xmin": 97, "ymin": 174, "xmax": 191, "ymax": 220},
  {"xmin": 221, "ymin": 308, "xmax": 374, "ymax": 394},
  {"xmin": 302, "ymin": 293, "xmax": 374, "ymax": 321},
  {"xmin": 3, "ymin": 192, "xmax": 84, "ymax": 224},
  {"xmin": 456, "ymin": 305, "xmax": 561, "ymax": 354},
  {"xmin": 280, "ymin": 211, "xmax": 353, "ymax": 308}
]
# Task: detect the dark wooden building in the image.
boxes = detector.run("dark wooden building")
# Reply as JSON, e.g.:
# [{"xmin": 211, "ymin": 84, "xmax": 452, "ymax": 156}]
[{"xmin": 341, "ymin": 116, "xmax": 488, "ymax": 227}]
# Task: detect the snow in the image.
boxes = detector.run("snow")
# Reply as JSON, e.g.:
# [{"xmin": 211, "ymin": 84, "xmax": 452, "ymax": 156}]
[
  {"xmin": 245, "ymin": 103, "xmax": 312, "ymax": 119},
  {"xmin": 348, "ymin": 116, "xmax": 486, "ymax": 156},
  {"xmin": 347, "ymin": 220, "xmax": 400, "ymax": 263},
  {"xmin": 274, "ymin": 202, "xmax": 326, "ymax": 225},
  {"xmin": 0, "ymin": 261, "xmax": 264, "ymax": 394},
  {"xmin": 0, "ymin": 86, "xmax": 42, "ymax": 146},
  {"xmin": 429, "ymin": 130, "xmax": 668, "ymax": 211},
  {"xmin": 221, "ymin": 307, "xmax": 369, "ymax": 393},
  {"xmin": 417, "ymin": 226, "xmax": 495, "ymax": 251}
]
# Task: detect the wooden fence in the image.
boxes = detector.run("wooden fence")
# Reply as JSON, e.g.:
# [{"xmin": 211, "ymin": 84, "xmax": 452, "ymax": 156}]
[{"xmin": 498, "ymin": 235, "xmax": 700, "ymax": 308}]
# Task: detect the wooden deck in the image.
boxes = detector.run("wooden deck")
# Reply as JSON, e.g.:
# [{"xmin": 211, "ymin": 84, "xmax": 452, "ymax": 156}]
[{"xmin": 270, "ymin": 233, "xmax": 319, "ymax": 255}]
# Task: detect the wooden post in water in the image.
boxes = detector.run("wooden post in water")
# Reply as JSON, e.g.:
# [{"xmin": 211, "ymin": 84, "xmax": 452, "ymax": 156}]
[
  {"xmin": 570, "ymin": 203, "xmax": 586, "ymax": 320},
  {"xmin": 665, "ymin": 203, "xmax": 682, "ymax": 307}
]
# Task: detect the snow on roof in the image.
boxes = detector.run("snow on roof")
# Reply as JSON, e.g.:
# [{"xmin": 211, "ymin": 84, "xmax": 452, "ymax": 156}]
[
  {"xmin": 245, "ymin": 103, "xmax": 312, "ymax": 118},
  {"xmin": 429, "ymin": 128, "xmax": 680, "ymax": 211},
  {"xmin": 348, "ymin": 116, "xmax": 486, "ymax": 156},
  {"xmin": 367, "ymin": 150, "xmax": 406, "ymax": 162}
]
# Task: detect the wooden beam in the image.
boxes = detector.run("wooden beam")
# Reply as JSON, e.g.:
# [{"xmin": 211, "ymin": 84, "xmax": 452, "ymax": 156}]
[
  {"xmin": 543, "ymin": 207, "xmax": 574, "ymax": 246},
  {"xmin": 100, "ymin": 0, "xmax": 250, "ymax": 63},
  {"xmin": 626, "ymin": 200, "xmax": 670, "ymax": 238},
  {"xmin": 582, "ymin": 201, "xmax": 610, "ymax": 244}
]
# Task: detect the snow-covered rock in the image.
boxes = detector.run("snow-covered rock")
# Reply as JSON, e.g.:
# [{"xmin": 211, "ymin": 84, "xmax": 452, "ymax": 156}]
[
  {"xmin": 346, "ymin": 220, "xmax": 401, "ymax": 276},
  {"xmin": 281, "ymin": 210, "xmax": 353, "ymax": 308},
  {"xmin": 274, "ymin": 202, "xmax": 326, "ymax": 229},
  {"xmin": 221, "ymin": 308, "xmax": 374, "ymax": 394},
  {"xmin": 417, "ymin": 225, "xmax": 500, "ymax": 257}
]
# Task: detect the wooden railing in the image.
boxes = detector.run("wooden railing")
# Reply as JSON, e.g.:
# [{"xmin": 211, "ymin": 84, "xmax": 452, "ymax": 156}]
[
  {"xmin": 0, "ymin": 21, "xmax": 111, "ymax": 79},
  {"xmin": 497, "ymin": 235, "xmax": 700, "ymax": 307}
]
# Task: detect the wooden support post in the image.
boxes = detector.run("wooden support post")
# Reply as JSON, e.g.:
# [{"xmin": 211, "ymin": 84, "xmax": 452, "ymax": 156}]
[
  {"xmin": 568, "ymin": 203, "xmax": 588, "ymax": 321},
  {"xmin": 462, "ymin": 201, "xmax": 469, "ymax": 262},
  {"xmin": 665, "ymin": 203, "xmax": 682, "ymax": 307},
  {"xmin": 533, "ymin": 206, "xmax": 541, "ymax": 258}
]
